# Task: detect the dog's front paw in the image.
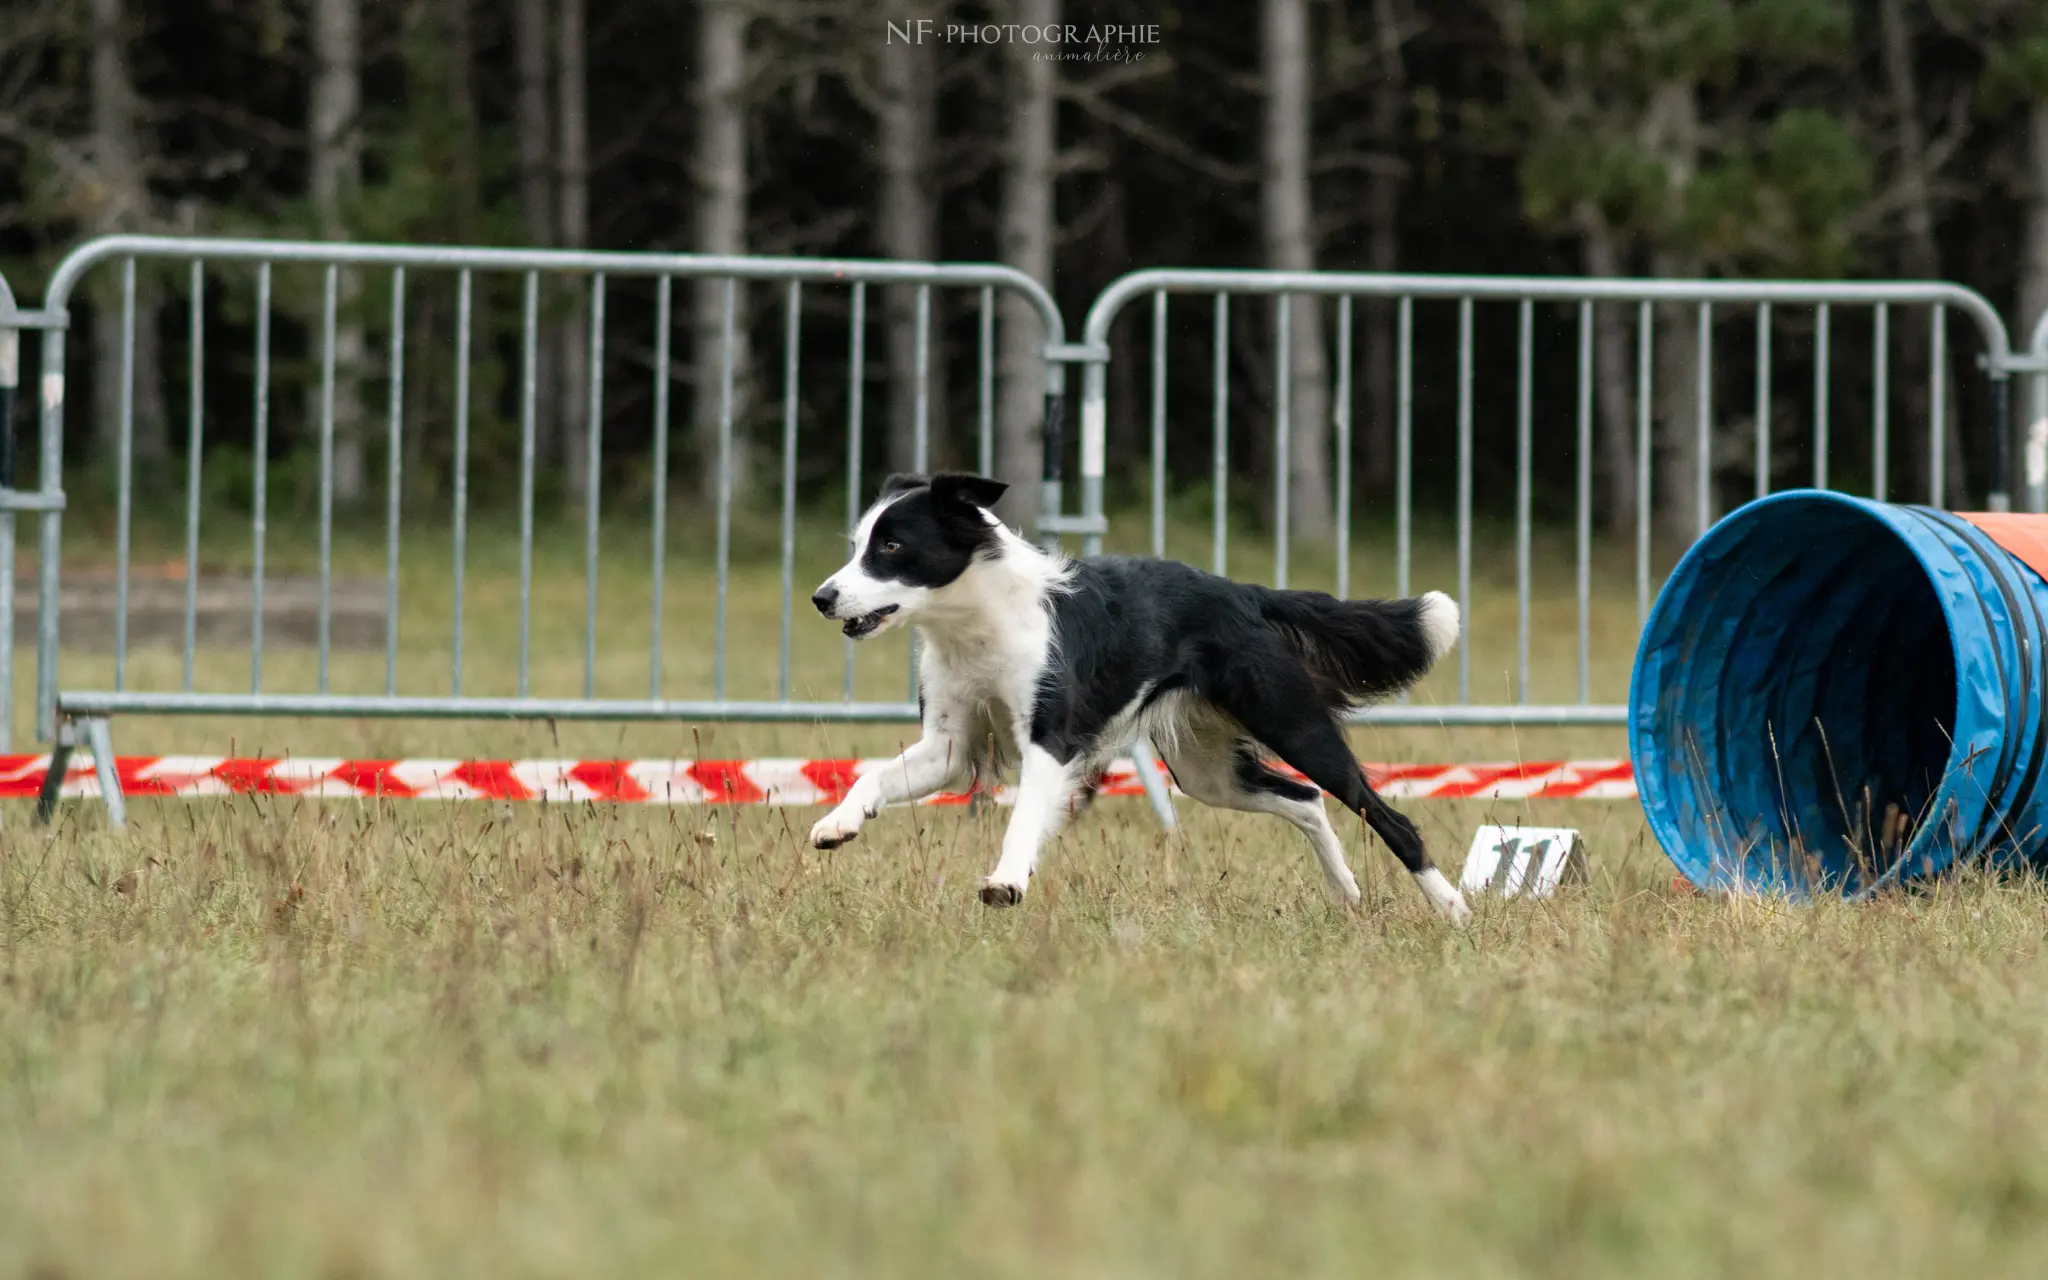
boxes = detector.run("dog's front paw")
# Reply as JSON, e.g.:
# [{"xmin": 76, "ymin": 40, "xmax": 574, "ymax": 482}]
[
  {"xmin": 809, "ymin": 811, "xmax": 863, "ymax": 850},
  {"xmin": 978, "ymin": 876, "xmax": 1027, "ymax": 908}
]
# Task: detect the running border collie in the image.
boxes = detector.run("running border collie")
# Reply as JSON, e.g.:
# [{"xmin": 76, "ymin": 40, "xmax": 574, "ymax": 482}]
[{"xmin": 808, "ymin": 471, "xmax": 1471, "ymax": 925}]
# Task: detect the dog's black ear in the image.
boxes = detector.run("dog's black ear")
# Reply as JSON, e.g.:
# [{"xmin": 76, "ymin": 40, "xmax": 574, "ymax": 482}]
[
  {"xmin": 878, "ymin": 473, "xmax": 928, "ymax": 500},
  {"xmin": 928, "ymin": 472, "xmax": 1008, "ymax": 511}
]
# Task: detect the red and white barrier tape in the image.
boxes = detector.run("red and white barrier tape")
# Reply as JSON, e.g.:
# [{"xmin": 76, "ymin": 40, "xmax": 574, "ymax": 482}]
[{"xmin": 0, "ymin": 755, "xmax": 1636, "ymax": 804}]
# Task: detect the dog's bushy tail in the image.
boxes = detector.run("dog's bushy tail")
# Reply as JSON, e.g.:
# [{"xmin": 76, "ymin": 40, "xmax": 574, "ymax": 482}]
[{"xmin": 1259, "ymin": 588, "xmax": 1461, "ymax": 706}]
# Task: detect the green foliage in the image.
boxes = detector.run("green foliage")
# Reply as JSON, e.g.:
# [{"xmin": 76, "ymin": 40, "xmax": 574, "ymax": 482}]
[
  {"xmin": 1753, "ymin": 109, "xmax": 1871, "ymax": 271},
  {"xmin": 1685, "ymin": 110, "xmax": 1870, "ymax": 273},
  {"xmin": 1737, "ymin": 0, "xmax": 1852, "ymax": 66},
  {"xmin": 1522, "ymin": 134, "xmax": 1672, "ymax": 234},
  {"xmin": 1508, "ymin": 0, "xmax": 1865, "ymax": 274},
  {"xmin": 1522, "ymin": 0, "xmax": 1741, "ymax": 92},
  {"xmin": 1985, "ymin": 35, "xmax": 2048, "ymax": 109}
]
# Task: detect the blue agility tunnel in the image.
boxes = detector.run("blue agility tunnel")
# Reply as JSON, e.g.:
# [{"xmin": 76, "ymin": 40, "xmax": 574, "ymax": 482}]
[{"xmin": 1630, "ymin": 490, "xmax": 2048, "ymax": 897}]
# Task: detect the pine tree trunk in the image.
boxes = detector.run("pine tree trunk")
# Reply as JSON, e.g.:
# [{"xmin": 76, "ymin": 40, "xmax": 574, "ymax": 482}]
[
  {"xmin": 557, "ymin": 0, "xmax": 591, "ymax": 505},
  {"xmin": 996, "ymin": 0, "xmax": 1057, "ymax": 530},
  {"xmin": 1579, "ymin": 214, "xmax": 1639, "ymax": 534},
  {"xmin": 514, "ymin": 0, "xmax": 557, "ymax": 471},
  {"xmin": 2025, "ymin": 102, "xmax": 2048, "ymax": 339},
  {"xmin": 414, "ymin": 0, "xmax": 480, "ymax": 483},
  {"xmin": 1645, "ymin": 82, "xmax": 1702, "ymax": 549},
  {"xmin": 310, "ymin": 0, "xmax": 366, "ymax": 505},
  {"xmin": 1262, "ymin": 0, "xmax": 1333, "ymax": 541},
  {"xmin": 693, "ymin": 0, "xmax": 751, "ymax": 505},
  {"xmin": 1652, "ymin": 251, "xmax": 1704, "ymax": 550},
  {"xmin": 2023, "ymin": 100, "xmax": 2048, "ymax": 512},
  {"xmin": 87, "ymin": 0, "xmax": 168, "ymax": 470},
  {"xmin": 1880, "ymin": 0, "xmax": 1968, "ymax": 507},
  {"xmin": 446, "ymin": 0, "xmax": 481, "ymax": 243},
  {"xmin": 1359, "ymin": 0, "xmax": 1407, "ymax": 494},
  {"xmin": 878, "ymin": 30, "xmax": 947, "ymax": 475},
  {"xmin": 1099, "ymin": 163, "xmax": 1140, "ymax": 489}
]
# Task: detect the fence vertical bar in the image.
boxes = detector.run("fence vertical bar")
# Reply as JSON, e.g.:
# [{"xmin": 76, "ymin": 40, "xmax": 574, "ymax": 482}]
[
  {"xmin": 1991, "ymin": 375, "xmax": 2014, "ymax": 513},
  {"xmin": 1335, "ymin": 295, "xmax": 1353, "ymax": 600},
  {"xmin": 978, "ymin": 286, "xmax": 995, "ymax": 477},
  {"xmin": 650, "ymin": 274, "xmax": 672, "ymax": 698},
  {"xmin": 1636, "ymin": 302, "xmax": 1653, "ymax": 629},
  {"xmin": 1576, "ymin": 301, "xmax": 1592, "ymax": 705},
  {"xmin": 2023, "ymin": 350, "xmax": 2039, "ymax": 514},
  {"xmin": 1931, "ymin": 305, "xmax": 1948, "ymax": 505},
  {"xmin": 1813, "ymin": 303, "xmax": 1831, "ymax": 490},
  {"xmin": 451, "ymin": 269, "xmax": 472, "ymax": 697},
  {"xmin": 1397, "ymin": 296, "xmax": 1412, "ymax": 601},
  {"xmin": 0, "ymin": 285, "xmax": 14, "ymax": 748},
  {"xmin": 251, "ymin": 263, "xmax": 271, "ymax": 693},
  {"xmin": 385, "ymin": 267, "xmax": 405, "ymax": 698},
  {"xmin": 2031, "ymin": 345, "xmax": 2047, "ymax": 515},
  {"xmin": 317, "ymin": 263, "xmax": 337, "ymax": 693},
  {"xmin": 182, "ymin": 260, "xmax": 204, "ymax": 693},
  {"xmin": 1755, "ymin": 304, "xmax": 1772, "ymax": 499},
  {"xmin": 517, "ymin": 271, "xmax": 538, "ymax": 698},
  {"xmin": 1212, "ymin": 294, "xmax": 1229, "ymax": 577},
  {"xmin": 1872, "ymin": 304, "xmax": 1890, "ymax": 501},
  {"xmin": 913, "ymin": 284, "xmax": 932, "ymax": 471},
  {"xmin": 583, "ymin": 273, "xmax": 607, "ymax": 700},
  {"xmin": 1515, "ymin": 298, "xmax": 1532, "ymax": 703},
  {"xmin": 1274, "ymin": 295, "xmax": 1292, "ymax": 588},
  {"xmin": 1456, "ymin": 297, "xmax": 1473, "ymax": 703},
  {"xmin": 844, "ymin": 283, "xmax": 866, "ymax": 701},
  {"xmin": 1151, "ymin": 291, "xmax": 1167, "ymax": 558},
  {"xmin": 115, "ymin": 257, "xmax": 135, "ymax": 692},
  {"xmin": 715, "ymin": 278, "xmax": 736, "ymax": 701},
  {"xmin": 33, "ymin": 281, "xmax": 64, "ymax": 742},
  {"xmin": 1696, "ymin": 301, "xmax": 1712, "ymax": 536},
  {"xmin": 780, "ymin": 280, "xmax": 801, "ymax": 702},
  {"xmin": 909, "ymin": 284, "xmax": 930, "ymax": 698}
]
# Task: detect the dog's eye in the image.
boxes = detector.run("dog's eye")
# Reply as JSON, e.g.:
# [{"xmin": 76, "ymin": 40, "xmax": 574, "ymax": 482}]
[{"xmin": 880, "ymin": 539, "xmax": 901, "ymax": 554}]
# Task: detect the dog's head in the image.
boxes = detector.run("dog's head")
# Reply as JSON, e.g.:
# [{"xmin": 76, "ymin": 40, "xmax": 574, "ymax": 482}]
[{"xmin": 811, "ymin": 472, "xmax": 1009, "ymax": 639}]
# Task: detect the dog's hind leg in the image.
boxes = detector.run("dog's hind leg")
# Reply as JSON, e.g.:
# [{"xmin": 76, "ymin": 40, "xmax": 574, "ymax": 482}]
[
  {"xmin": 1204, "ymin": 665, "xmax": 1471, "ymax": 925},
  {"xmin": 1160, "ymin": 730, "xmax": 1362, "ymax": 905}
]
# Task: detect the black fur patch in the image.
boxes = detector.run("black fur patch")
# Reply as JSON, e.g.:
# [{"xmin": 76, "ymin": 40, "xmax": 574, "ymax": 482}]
[
  {"xmin": 1029, "ymin": 556, "xmax": 1442, "ymax": 768},
  {"xmin": 1231, "ymin": 741, "xmax": 1321, "ymax": 803},
  {"xmin": 861, "ymin": 472, "xmax": 1008, "ymax": 592},
  {"xmin": 1258, "ymin": 589, "xmax": 1439, "ymax": 706}
]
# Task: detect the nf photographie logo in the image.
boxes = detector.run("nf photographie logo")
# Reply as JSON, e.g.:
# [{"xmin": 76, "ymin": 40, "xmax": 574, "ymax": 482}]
[{"xmin": 886, "ymin": 19, "xmax": 1161, "ymax": 62}]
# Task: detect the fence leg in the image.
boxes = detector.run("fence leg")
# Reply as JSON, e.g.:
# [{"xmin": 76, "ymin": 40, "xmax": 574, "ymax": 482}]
[
  {"xmin": 1131, "ymin": 735, "xmax": 1177, "ymax": 830},
  {"xmin": 35, "ymin": 719, "xmax": 74, "ymax": 824},
  {"xmin": 81, "ymin": 718, "xmax": 126, "ymax": 830}
]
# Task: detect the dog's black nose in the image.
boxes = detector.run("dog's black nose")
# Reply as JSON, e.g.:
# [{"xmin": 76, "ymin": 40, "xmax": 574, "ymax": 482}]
[{"xmin": 811, "ymin": 586, "xmax": 839, "ymax": 615}]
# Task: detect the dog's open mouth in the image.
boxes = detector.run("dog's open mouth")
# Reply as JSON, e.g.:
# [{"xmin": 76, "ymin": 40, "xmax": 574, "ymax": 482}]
[{"xmin": 841, "ymin": 605, "xmax": 899, "ymax": 639}]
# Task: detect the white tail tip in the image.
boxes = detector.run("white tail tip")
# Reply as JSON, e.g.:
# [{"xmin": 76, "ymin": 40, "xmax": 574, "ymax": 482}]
[{"xmin": 1418, "ymin": 591, "xmax": 1461, "ymax": 661}]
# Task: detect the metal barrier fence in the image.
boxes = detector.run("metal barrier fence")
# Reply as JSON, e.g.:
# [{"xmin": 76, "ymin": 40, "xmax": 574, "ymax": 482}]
[
  {"xmin": 16, "ymin": 234, "xmax": 1177, "ymax": 824},
  {"xmin": 1070, "ymin": 270, "xmax": 2019, "ymax": 726},
  {"xmin": 7, "ymin": 234, "xmax": 2043, "ymax": 825},
  {"xmin": 0, "ymin": 266, "xmax": 67, "ymax": 767}
]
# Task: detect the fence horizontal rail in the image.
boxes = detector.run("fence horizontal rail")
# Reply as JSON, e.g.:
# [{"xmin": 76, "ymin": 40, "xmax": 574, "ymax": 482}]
[
  {"xmin": 53, "ymin": 693, "xmax": 924, "ymax": 722},
  {"xmin": 39, "ymin": 236, "xmax": 1065, "ymax": 314}
]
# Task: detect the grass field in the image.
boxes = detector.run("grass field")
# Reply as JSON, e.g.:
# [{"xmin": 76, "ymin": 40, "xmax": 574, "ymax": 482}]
[{"xmin": 6, "ymin": 508, "xmax": 2045, "ymax": 1276}]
